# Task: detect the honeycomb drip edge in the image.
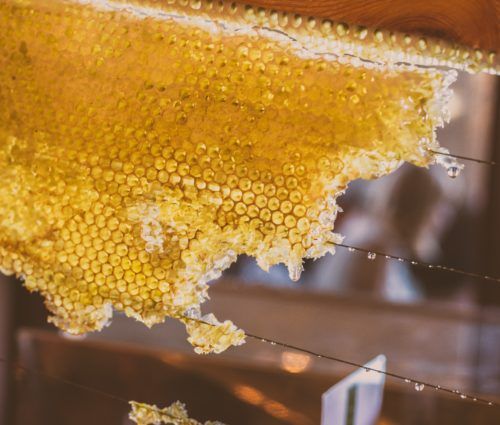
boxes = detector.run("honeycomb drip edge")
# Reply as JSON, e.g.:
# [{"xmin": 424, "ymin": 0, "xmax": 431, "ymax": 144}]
[{"xmin": 0, "ymin": 0, "xmax": 457, "ymax": 353}]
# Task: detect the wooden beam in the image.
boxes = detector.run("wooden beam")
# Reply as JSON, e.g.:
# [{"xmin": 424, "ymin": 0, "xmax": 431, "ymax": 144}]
[{"xmin": 240, "ymin": 0, "xmax": 499, "ymax": 52}]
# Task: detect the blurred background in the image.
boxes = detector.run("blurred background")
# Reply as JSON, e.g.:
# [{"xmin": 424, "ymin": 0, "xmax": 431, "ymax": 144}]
[{"xmin": 1, "ymin": 73, "xmax": 500, "ymax": 425}]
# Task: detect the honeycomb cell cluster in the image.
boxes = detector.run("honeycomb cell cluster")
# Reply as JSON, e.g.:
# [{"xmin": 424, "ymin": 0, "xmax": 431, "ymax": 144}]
[
  {"xmin": 0, "ymin": 0, "xmax": 455, "ymax": 352},
  {"xmin": 129, "ymin": 400, "xmax": 224, "ymax": 425}
]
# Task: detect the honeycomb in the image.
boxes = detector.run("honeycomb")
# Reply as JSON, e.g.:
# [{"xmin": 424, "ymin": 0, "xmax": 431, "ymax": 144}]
[
  {"xmin": 0, "ymin": 0, "xmax": 456, "ymax": 352},
  {"xmin": 130, "ymin": 400, "xmax": 224, "ymax": 425}
]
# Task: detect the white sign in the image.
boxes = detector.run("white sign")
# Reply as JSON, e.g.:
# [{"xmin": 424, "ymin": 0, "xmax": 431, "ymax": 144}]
[{"xmin": 321, "ymin": 355, "xmax": 386, "ymax": 425}]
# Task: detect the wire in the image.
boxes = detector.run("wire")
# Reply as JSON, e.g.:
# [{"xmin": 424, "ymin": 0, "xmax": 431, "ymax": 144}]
[
  {"xmin": 184, "ymin": 317, "xmax": 498, "ymax": 408},
  {"xmin": 0, "ymin": 357, "xmax": 128, "ymax": 404},
  {"xmin": 0, "ymin": 356, "xmax": 183, "ymax": 421},
  {"xmin": 0, "ymin": 319, "xmax": 498, "ymax": 414},
  {"xmin": 335, "ymin": 242, "xmax": 500, "ymax": 284},
  {"xmin": 245, "ymin": 333, "xmax": 493, "ymax": 404},
  {"xmin": 428, "ymin": 149, "xmax": 496, "ymax": 166}
]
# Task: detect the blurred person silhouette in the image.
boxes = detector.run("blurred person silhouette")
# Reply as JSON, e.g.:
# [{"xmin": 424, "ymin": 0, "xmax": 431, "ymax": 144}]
[{"xmin": 309, "ymin": 163, "xmax": 468, "ymax": 303}]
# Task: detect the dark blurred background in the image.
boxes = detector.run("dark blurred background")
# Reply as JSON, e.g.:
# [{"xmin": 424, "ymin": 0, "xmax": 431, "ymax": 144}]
[{"xmin": 1, "ymin": 73, "xmax": 500, "ymax": 425}]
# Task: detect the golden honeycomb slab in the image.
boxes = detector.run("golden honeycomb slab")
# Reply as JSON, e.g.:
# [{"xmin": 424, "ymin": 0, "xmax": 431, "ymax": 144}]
[{"xmin": 0, "ymin": 0, "xmax": 456, "ymax": 352}]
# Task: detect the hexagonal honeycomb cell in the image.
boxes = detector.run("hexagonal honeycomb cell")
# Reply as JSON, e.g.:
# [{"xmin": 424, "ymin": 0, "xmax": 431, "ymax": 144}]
[{"xmin": 0, "ymin": 0, "xmax": 456, "ymax": 352}]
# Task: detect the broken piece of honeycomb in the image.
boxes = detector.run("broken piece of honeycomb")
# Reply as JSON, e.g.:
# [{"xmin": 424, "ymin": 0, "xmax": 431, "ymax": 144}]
[
  {"xmin": 0, "ymin": 0, "xmax": 456, "ymax": 351},
  {"xmin": 129, "ymin": 400, "xmax": 225, "ymax": 425}
]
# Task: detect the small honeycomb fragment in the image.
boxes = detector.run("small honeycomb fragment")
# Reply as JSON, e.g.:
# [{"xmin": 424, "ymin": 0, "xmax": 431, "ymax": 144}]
[
  {"xmin": 183, "ymin": 313, "xmax": 245, "ymax": 354},
  {"xmin": 129, "ymin": 400, "xmax": 225, "ymax": 425},
  {"xmin": 0, "ymin": 0, "xmax": 455, "ymax": 351}
]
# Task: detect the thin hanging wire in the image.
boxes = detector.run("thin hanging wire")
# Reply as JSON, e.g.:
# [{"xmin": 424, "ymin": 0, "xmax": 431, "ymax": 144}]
[
  {"xmin": 428, "ymin": 149, "xmax": 496, "ymax": 166},
  {"xmin": 2, "ymin": 326, "xmax": 498, "ymax": 410},
  {"xmin": 0, "ymin": 357, "xmax": 127, "ymax": 405},
  {"xmin": 184, "ymin": 317, "xmax": 498, "ymax": 407},
  {"xmin": 0, "ymin": 357, "xmax": 182, "ymax": 420},
  {"xmin": 0, "ymin": 320, "xmax": 498, "ymax": 411},
  {"xmin": 334, "ymin": 242, "xmax": 500, "ymax": 283}
]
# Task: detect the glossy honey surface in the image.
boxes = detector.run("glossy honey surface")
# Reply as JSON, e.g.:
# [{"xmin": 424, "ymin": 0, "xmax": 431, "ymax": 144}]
[{"xmin": 0, "ymin": 0, "xmax": 454, "ymax": 352}]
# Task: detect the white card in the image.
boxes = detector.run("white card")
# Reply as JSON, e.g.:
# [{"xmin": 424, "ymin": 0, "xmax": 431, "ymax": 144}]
[{"xmin": 321, "ymin": 355, "xmax": 386, "ymax": 425}]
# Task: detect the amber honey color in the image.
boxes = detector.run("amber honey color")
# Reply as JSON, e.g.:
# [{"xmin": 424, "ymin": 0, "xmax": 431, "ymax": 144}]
[{"xmin": 0, "ymin": 0, "xmax": 455, "ymax": 353}]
